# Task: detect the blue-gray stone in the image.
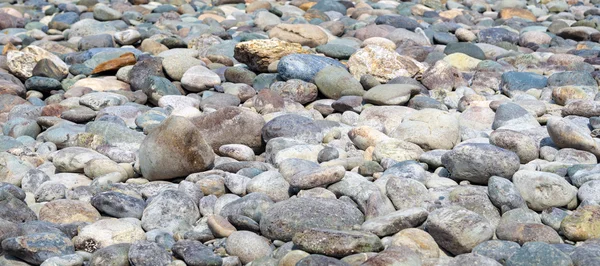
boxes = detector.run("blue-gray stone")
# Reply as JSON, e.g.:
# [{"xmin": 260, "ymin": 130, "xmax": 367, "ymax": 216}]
[
  {"xmin": 433, "ymin": 31, "xmax": 458, "ymax": 44},
  {"xmin": 506, "ymin": 242, "xmax": 572, "ymax": 266},
  {"xmin": 1, "ymin": 233, "xmax": 74, "ymax": 265},
  {"xmin": 25, "ymin": 77, "xmax": 62, "ymax": 93},
  {"xmin": 172, "ymin": 240, "xmax": 223, "ymax": 266},
  {"xmin": 78, "ymin": 34, "xmax": 115, "ymax": 51},
  {"xmin": 478, "ymin": 28, "xmax": 519, "ymax": 45},
  {"xmin": 500, "ymin": 72, "xmax": 548, "ymax": 96},
  {"xmin": 316, "ymin": 44, "xmax": 357, "ymax": 60},
  {"xmin": 444, "ymin": 42, "xmax": 486, "ymax": 60},
  {"xmin": 310, "ymin": 0, "xmax": 347, "ymax": 14},
  {"xmin": 91, "ymin": 191, "xmax": 146, "ymax": 219},
  {"xmin": 547, "ymin": 71, "xmax": 597, "ymax": 87},
  {"xmin": 571, "ymin": 242, "xmax": 600, "ymax": 265},
  {"xmin": 375, "ymin": 15, "xmax": 421, "ymax": 31},
  {"xmin": 277, "ymin": 54, "xmax": 346, "ymax": 82},
  {"xmin": 144, "ymin": 76, "xmax": 181, "ymax": 105},
  {"xmin": 49, "ymin": 12, "xmax": 79, "ymax": 30},
  {"xmin": 473, "ymin": 240, "xmax": 521, "ymax": 265}
]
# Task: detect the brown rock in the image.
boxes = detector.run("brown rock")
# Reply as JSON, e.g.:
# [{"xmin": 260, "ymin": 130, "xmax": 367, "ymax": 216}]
[
  {"xmin": 139, "ymin": 115, "xmax": 215, "ymax": 181},
  {"xmin": 189, "ymin": 107, "xmax": 265, "ymax": 152},
  {"xmin": 0, "ymin": 94, "xmax": 29, "ymax": 113},
  {"xmin": 41, "ymin": 104, "xmax": 69, "ymax": 117},
  {"xmin": 39, "ymin": 199, "xmax": 101, "ymax": 224},
  {"xmin": 499, "ymin": 8, "xmax": 537, "ymax": 21},
  {"xmin": 207, "ymin": 214, "xmax": 237, "ymax": 237},
  {"xmin": 234, "ymin": 39, "xmax": 311, "ymax": 72},
  {"xmin": 92, "ymin": 53, "xmax": 137, "ymax": 74},
  {"xmin": 268, "ymin": 24, "xmax": 328, "ymax": 48},
  {"xmin": 496, "ymin": 223, "xmax": 562, "ymax": 245},
  {"xmin": 0, "ymin": 13, "xmax": 25, "ymax": 30}
]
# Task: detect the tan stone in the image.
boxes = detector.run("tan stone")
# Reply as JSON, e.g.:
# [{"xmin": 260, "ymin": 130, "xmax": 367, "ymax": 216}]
[
  {"xmin": 207, "ymin": 214, "xmax": 237, "ymax": 238},
  {"xmin": 268, "ymin": 24, "xmax": 328, "ymax": 48},
  {"xmin": 39, "ymin": 199, "xmax": 101, "ymax": 224},
  {"xmin": 348, "ymin": 45, "xmax": 422, "ymax": 83},
  {"xmin": 234, "ymin": 39, "xmax": 311, "ymax": 72},
  {"xmin": 499, "ymin": 8, "xmax": 537, "ymax": 21},
  {"xmin": 7, "ymin": 45, "xmax": 68, "ymax": 79},
  {"xmin": 391, "ymin": 228, "xmax": 440, "ymax": 259}
]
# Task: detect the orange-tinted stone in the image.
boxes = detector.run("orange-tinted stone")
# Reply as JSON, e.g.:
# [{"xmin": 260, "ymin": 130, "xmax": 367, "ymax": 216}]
[{"xmin": 92, "ymin": 53, "xmax": 137, "ymax": 74}]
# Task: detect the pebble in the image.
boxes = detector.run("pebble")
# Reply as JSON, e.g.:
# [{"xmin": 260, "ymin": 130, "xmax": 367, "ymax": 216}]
[{"xmin": 0, "ymin": 0, "xmax": 599, "ymax": 264}]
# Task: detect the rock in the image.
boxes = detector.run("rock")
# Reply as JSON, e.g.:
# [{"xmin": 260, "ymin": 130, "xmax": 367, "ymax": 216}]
[
  {"xmin": 73, "ymin": 219, "xmax": 145, "ymax": 252},
  {"xmin": 92, "ymin": 52, "xmax": 136, "ymax": 74},
  {"xmin": 180, "ymin": 65, "xmax": 221, "ymax": 92},
  {"xmin": 561, "ymin": 205, "xmax": 600, "ymax": 241},
  {"xmin": 128, "ymin": 241, "xmax": 172, "ymax": 266},
  {"xmin": 139, "ymin": 116, "xmax": 214, "ymax": 181},
  {"xmin": 363, "ymin": 84, "xmax": 420, "ymax": 105},
  {"xmin": 226, "ymin": 231, "xmax": 272, "ymax": 264},
  {"xmin": 0, "ymin": 190, "xmax": 37, "ymax": 223},
  {"xmin": 278, "ymin": 54, "xmax": 346, "ymax": 82},
  {"xmin": 490, "ymin": 129, "xmax": 539, "ymax": 163},
  {"xmin": 361, "ymin": 245, "xmax": 422, "ymax": 266},
  {"xmin": 314, "ymin": 66, "xmax": 364, "ymax": 100},
  {"xmin": 444, "ymin": 42, "xmax": 486, "ymax": 60},
  {"xmin": 386, "ymin": 177, "xmax": 430, "ymax": 211},
  {"xmin": 547, "ymin": 117, "xmax": 600, "ymax": 158},
  {"xmin": 448, "ymin": 253, "xmax": 502, "ymax": 266},
  {"xmin": 7, "ymin": 46, "xmax": 68, "ymax": 79},
  {"xmin": 293, "ymin": 228, "xmax": 383, "ymax": 258},
  {"xmin": 499, "ymin": 8, "xmax": 537, "ymax": 21},
  {"xmin": 441, "ymin": 143, "xmax": 520, "ymax": 184},
  {"xmin": 234, "ymin": 39, "xmax": 311, "ymax": 72},
  {"xmin": 219, "ymin": 192, "xmax": 274, "ymax": 222},
  {"xmin": 500, "ymin": 72, "xmax": 548, "ymax": 97},
  {"xmin": 32, "ymin": 59, "xmax": 69, "ymax": 80},
  {"xmin": 513, "ymin": 170, "xmax": 577, "ymax": 211},
  {"xmin": 348, "ymin": 45, "xmax": 421, "ymax": 83},
  {"xmin": 260, "ymin": 197, "xmax": 364, "ymax": 241},
  {"xmin": 297, "ymin": 255, "xmax": 351, "ymax": 266},
  {"xmin": 496, "ymin": 223, "xmax": 562, "ymax": 245},
  {"xmin": 190, "ymin": 107, "xmax": 265, "ymax": 152},
  {"xmin": 268, "ymin": 24, "xmax": 328, "ymax": 48},
  {"xmin": 89, "ymin": 243, "xmax": 131, "ymax": 266},
  {"xmin": 270, "ymin": 79, "xmax": 318, "ymax": 104},
  {"xmin": 1, "ymin": 233, "xmax": 75, "ymax": 265},
  {"xmin": 39, "ymin": 199, "xmax": 100, "ymax": 224},
  {"xmin": 172, "ymin": 240, "xmax": 222, "ymax": 266},
  {"xmin": 91, "ymin": 191, "xmax": 146, "ymax": 219},
  {"xmin": 492, "ymin": 102, "xmax": 540, "ymax": 130},
  {"xmin": 473, "ymin": 240, "xmax": 520, "ymax": 265},
  {"xmin": 93, "ymin": 4, "xmax": 122, "ymax": 21},
  {"xmin": 289, "ymin": 166, "xmax": 345, "ymax": 189},
  {"xmin": 421, "ymin": 60, "xmax": 466, "ymax": 91},
  {"xmin": 361, "ymin": 208, "xmax": 428, "ymax": 237},
  {"xmin": 141, "ymin": 189, "xmax": 199, "ymax": 233},
  {"xmin": 425, "ymin": 206, "xmax": 494, "ymax": 255},
  {"xmin": 488, "ymin": 176, "xmax": 527, "ymax": 213},
  {"xmin": 506, "ymin": 242, "xmax": 573, "ymax": 266},
  {"xmin": 372, "ymin": 139, "xmax": 424, "ymax": 163},
  {"xmin": 389, "ymin": 228, "xmax": 439, "ymax": 259},
  {"xmin": 390, "ymin": 108, "xmax": 460, "ymax": 150},
  {"xmin": 262, "ymin": 114, "xmax": 323, "ymax": 144}
]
